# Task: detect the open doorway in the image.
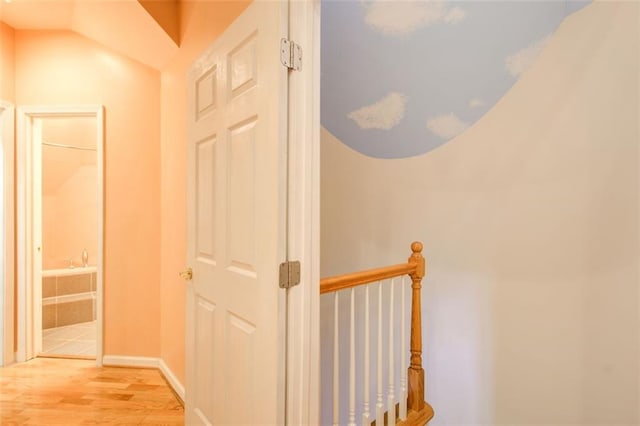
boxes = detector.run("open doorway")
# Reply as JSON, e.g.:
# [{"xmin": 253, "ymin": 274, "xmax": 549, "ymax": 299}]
[
  {"xmin": 41, "ymin": 116, "xmax": 98, "ymax": 357},
  {"xmin": 16, "ymin": 106, "xmax": 104, "ymax": 363}
]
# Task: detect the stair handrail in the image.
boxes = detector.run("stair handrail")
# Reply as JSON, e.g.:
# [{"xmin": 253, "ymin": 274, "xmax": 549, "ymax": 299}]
[{"xmin": 320, "ymin": 242, "xmax": 428, "ymax": 417}]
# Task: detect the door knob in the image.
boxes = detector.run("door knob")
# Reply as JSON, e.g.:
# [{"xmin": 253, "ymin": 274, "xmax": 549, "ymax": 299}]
[{"xmin": 179, "ymin": 267, "xmax": 193, "ymax": 281}]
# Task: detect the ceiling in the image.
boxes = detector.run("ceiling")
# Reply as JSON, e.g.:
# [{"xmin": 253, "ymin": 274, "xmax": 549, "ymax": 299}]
[
  {"xmin": 0, "ymin": 0, "xmax": 180, "ymax": 70},
  {"xmin": 321, "ymin": 0, "xmax": 592, "ymax": 158}
]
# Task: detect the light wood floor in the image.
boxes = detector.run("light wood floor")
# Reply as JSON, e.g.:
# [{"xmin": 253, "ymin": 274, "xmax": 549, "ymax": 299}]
[{"xmin": 0, "ymin": 357, "xmax": 184, "ymax": 425}]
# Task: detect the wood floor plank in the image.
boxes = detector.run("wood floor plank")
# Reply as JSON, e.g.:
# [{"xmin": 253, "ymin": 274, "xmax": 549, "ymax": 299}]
[{"xmin": 0, "ymin": 358, "xmax": 184, "ymax": 425}]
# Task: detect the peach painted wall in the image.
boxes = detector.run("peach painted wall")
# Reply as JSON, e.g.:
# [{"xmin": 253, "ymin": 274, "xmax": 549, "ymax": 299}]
[
  {"xmin": 15, "ymin": 30, "xmax": 161, "ymax": 357},
  {"xmin": 159, "ymin": 0, "xmax": 250, "ymax": 383},
  {"xmin": 0, "ymin": 22, "xmax": 15, "ymax": 102},
  {"xmin": 42, "ymin": 164, "xmax": 97, "ymax": 270}
]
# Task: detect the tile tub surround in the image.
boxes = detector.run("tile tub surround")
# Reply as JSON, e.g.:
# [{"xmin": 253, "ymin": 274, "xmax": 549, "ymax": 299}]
[{"xmin": 42, "ymin": 269, "xmax": 97, "ymax": 329}]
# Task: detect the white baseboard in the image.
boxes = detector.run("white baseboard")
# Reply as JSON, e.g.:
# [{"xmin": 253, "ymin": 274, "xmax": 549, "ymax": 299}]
[
  {"xmin": 159, "ymin": 358, "xmax": 185, "ymax": 402},
  {"xmin": 102, "ymin": 355, "xmax": 185, "ymax": 402},
  {"xmin": 102, "ymin": 355, "xmax": 159, "ymax": 368}
]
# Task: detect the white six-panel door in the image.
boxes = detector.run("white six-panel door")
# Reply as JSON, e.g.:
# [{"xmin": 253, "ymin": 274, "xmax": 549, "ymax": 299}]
[{"xmin": 186, "ymin": 2, "xmax": 288, "ymax": 424}]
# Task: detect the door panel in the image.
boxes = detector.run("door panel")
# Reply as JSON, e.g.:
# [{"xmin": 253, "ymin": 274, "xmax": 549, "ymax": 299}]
[
  {"xmin": 194, "ymin": 298, "xmax": 216, "ymax": 423},
  {"xmin": 186, "ymin": 2, "xmax": 288, "ymax": 425},
  {"xmin": 227, "ymin": 120, "xmax": 256, "ymax": 275},
  {"xmin": 195, "ymin": 137, "xmax": 216, "ymax": 264},
  {"xmin": 226, "ymin": 311, "xmax": 256, "ymax": 424}
]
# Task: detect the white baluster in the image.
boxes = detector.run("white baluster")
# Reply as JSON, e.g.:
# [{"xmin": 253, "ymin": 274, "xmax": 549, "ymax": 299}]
[
  {"xmin": 362, "ymin": 285, "xmax": 371, "ymax": 426},
  {"xmin": 387, "ymin": 279, "xmax": 396, "ymax": 426},
  {"xmin": 376, "ymin": 282, "xmax": 384, "ymax": 426},
  {"xmin": 399, "ymin": 277, "xmax": 407, "ymax": 420},
  {"xmin": 334, "ymin": 292, "xmax": 340, "ymax": 426},
  {"xmin": 348, "ymin": 288, "xmax": 356, "ymax": 426}
]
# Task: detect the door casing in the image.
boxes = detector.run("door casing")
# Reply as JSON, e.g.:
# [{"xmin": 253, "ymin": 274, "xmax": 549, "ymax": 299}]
[
  {"xmin": 16, "ymin": 105, "xmax": 104, "ymax": 364},
  {"xmin": 284, "ymin": 1, "xmax": 321, "ymax": 424}
]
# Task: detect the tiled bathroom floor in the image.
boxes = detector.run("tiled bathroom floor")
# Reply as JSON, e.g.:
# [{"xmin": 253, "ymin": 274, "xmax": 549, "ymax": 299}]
[{"xmin": 42, "ymin": 321, "xmax": 96, "ymax": 357}]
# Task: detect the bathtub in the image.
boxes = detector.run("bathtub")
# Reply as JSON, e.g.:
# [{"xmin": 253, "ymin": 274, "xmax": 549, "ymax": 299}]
[
  {"xmin": 42, "ymin": 266, "xmax": 97, "ymax": 329},
  {"xmin": 42, "ymin": 265, "xmax": 97, "ymax": 277}
]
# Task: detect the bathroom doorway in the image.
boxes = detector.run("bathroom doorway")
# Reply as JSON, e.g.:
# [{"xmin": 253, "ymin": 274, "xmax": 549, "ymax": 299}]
[{"xmin": 16, "ymin": 106, "xmax": 104, "ymax": 363}]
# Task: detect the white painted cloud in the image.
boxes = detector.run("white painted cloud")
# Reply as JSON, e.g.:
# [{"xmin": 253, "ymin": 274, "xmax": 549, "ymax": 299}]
[
  {"xmin": 444, "ymin": 6, "xmax": 466, "ymax": 24},
  {"xmin": 364, "ymin": 0, "xmax": 466, "ymax": 36},
  {"xmin": 426, "ymin": 113, "xmax": 469, "ymax": 139},
  {"xmin": 505, "ymin": 35, "xmax": 551, "ymax": 78},
  {"xmin": 468, "ymin": 98, "xmax": 485, "ymax": 108},
  {"xmin": 348, "ymin": 92, "xmax": 407, "ymax": 130}
]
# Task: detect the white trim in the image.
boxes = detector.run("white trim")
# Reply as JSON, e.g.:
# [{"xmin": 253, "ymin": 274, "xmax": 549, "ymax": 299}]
[
  {"xmin": 102, "ymin": 355, "xmax": 160, "ymax": 368},
  {"xmin": 32, "ymin": 117, "xmax": 42, "ymax": 357},
  {"xmin": 285, "ymin": 1, "xmax": 321, "ymax": 424},
  {"xmin": 16, "ymin": 107, "xmax": 26, "ymax": 362},
  {"xmin": 103, "ymin": 355, "xmax": 186, "ymax": 402},
  {"xmin": 0, "ymin": 100, "xmax": 15, "ymax": 367},
  {"xmin": 16, "ymin": 105, "xmax": 104, "ymax": 366},
  {"xmin": 159, "ymin": 358, "xmax": 186, "ymax": 402},
  {"xmin": 95, "ymin": 106, "xmax": 104, "ymax": 366}
]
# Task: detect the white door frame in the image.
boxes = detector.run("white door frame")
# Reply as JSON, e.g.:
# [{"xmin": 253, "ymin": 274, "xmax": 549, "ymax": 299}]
[
  {"xmin": 0, "ymin": 100, "xmax": 15, "ymax": 367},
  {"xmin": 285, "ymin": 1, "xmax": 320, "ymax": 424},
  {"xmin": 16, "ymin": 105, "xmax": 104, "ymax": 365}
]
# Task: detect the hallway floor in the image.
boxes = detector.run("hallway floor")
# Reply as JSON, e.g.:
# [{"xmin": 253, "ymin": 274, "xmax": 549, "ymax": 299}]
[
  {"xmin": 0, "ymin": 357, "xmax": 183, "ymax": 424},
  {"xmin": 42, "ymin": 321, "xmax": 96, "ymax": 357}
]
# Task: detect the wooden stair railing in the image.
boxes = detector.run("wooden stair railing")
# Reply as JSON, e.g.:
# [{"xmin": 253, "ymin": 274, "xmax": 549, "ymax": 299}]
[{"xmin": 320, "ymin": 242, "xmax": 434, "ymax": 426}]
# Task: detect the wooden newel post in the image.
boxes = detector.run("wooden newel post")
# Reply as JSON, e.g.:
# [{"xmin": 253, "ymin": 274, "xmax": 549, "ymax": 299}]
[{"xmin": 407, "ymin": 241, "xmax": 425, "ymax": 412}]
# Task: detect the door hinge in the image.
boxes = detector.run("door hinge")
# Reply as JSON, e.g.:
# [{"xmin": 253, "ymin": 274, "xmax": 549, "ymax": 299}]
[
  {"xmin": 280, "ymin": 38, "xmax": 302, "ymax": 71},
  {"xmin": 279, "ymin": 260, "xmax": 301, "ymax": 289}
]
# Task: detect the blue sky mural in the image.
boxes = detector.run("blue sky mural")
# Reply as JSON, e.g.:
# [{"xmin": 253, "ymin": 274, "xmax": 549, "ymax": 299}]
[{"xmin": 321, "ymin": 0, "xmax": 591, "ymax": 159}]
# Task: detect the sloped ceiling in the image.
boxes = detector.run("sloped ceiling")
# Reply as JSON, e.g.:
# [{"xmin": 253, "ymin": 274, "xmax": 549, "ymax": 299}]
[
  {"xmin": 139, "ymin": 0, "xmax": 180, "ymax": 46},
  {"xmin": 0, "ymin": 0, "xmax": 75, "ymax": 29},
  {"xmin": 0, "ymin": 0, "xmax": 179, "ymax": 70}
]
